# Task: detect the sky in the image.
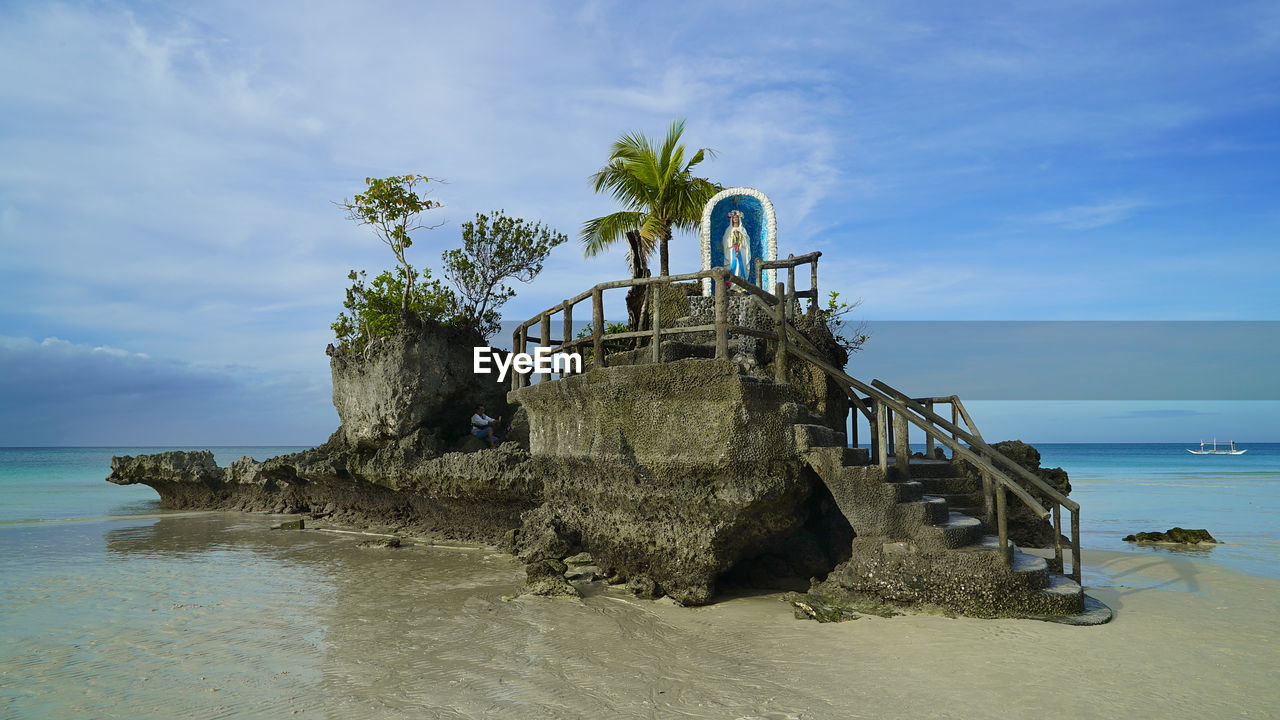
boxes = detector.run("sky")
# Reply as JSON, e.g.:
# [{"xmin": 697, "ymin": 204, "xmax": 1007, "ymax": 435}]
[{"xmin": 1, "ymin": 0, "xmax": 1277, "ymax": 445}]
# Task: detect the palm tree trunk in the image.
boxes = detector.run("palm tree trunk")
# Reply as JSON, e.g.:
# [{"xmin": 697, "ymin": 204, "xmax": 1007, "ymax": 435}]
[
  {"xmin": 659, "ymin": 234, "xmax": 670, "ymax": 278},
  {"xmin": 625, "ymin": 230, "xmax": 650, "ymax": 333}
]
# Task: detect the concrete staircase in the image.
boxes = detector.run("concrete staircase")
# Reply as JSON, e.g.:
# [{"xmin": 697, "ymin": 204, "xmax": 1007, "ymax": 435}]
[{"xmin": 795, "ymin": 422, "xmax": 1089, "ymax": 619}]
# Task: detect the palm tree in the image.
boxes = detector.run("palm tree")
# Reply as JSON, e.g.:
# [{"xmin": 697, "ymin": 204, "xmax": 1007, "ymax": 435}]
[{"xmin": 580, "ymin": 118, "xmax": 720, "ymax": 278}]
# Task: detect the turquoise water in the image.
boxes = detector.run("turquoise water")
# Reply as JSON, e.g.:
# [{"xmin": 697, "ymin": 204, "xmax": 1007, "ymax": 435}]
[
  {"xmin": 869, "ymin": 441, "xmax": 1280, "ymax": 580},
  {"xmin": 0, "ymin": 447, "xmax": 309, "ymax": 524},
  {"xmin": 1, "ymin": 443, "xmax": 1275, "ymax": 577},
  {"xmin": 1036, "ymin": 442, "xmax": 1280, "ymax": 580},
  {"xmin": 0, "ymin": 444, "xmax": 1277, "ymax": 716}
]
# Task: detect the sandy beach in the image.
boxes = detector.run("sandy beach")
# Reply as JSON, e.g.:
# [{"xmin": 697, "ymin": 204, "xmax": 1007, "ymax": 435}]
[{"xmin": 2, "ymin": 511, "xmax": 1275, "ymax": 719}]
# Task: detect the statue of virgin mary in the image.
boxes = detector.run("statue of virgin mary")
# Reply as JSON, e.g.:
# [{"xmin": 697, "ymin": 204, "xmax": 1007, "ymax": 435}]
[{"xmin": 722, "ymin": 209, "xmax": 750, "ymax": 281}]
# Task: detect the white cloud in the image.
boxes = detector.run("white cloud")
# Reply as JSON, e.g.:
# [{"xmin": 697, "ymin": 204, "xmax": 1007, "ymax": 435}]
[
  {"xmin": 1, "ymin": 0, "xmax": 1278, "ymax": 444},
  {"xmin": 1024, "ymin": 200, "xmax": 1146, "ymax": 230}
]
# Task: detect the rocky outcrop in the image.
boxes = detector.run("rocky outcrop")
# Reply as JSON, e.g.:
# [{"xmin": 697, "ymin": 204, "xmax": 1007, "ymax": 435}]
[
  {"xmin": 508, "ymin": 358, "xmax": 850, "ymax": 606},
  {"xmin": 107, "ymin": 302, "xmax": 1097, "ymax": 618},
  {"xmin": 326, "ymin": 313, "xmax": 510, "ymax": 454},
  {"xmin": 957, "ymin": 440, "xmax": 1072, "ymax": 548},
  {"xmin": 1124, "ymin": 527, "xmax": 1218, "ymax": 544},
  {"xmin": 107, "ymin": 314, "xmax": 532, "ymax": 542},
  {"xmin": 108, "ymin": 440, "xmax": 542, "ymax": 543}
]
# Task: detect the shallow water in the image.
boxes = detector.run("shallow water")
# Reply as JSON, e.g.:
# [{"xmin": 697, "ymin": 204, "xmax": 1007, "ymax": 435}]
[
  {"xmin": 2, "ymin": 513, "xmax": 1277, "ymax": 718},
  {"xmin": 1, "ymin": 445, "xmax": 1278, "ymax": 717}
]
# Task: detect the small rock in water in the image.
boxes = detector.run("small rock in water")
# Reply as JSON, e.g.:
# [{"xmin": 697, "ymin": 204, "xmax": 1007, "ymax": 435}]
[
  {"xmin": 1122, "ymin": 527, "xmax": 1218, "ymax": 544},
  {"xmin": 356, "ymin": 536, "xmax": 402, "ymax": 549},
  {"xmin": 273, "ymin": 519, "xmax": 305, "ymax": 530},
  {"xmin": 522, "ymin": 559, "xmax": 581, "ymax": 598},
  {"xmin": 783, "ymin": 592, "xmax": 861, "ymax": 623},
  {"xmin": 565, "ymin": 565, "xmax": 601, "ymax": 582},
  {"xmin": 626, "ymin": 575, "xmax": 662, "ymax": 600}
]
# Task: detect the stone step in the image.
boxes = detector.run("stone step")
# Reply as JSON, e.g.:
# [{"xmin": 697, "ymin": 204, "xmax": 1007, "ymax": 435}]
[
  {"xmin": 892, "ymin": 496, "xmax": 950, "ymax": 527},
  {"xmin": 932, "ymin": 491, "xmax": 982, "ymax": 508},
  {"xmin": 911, "ymin": 512, "xmax": 983, "ymax": 549},
  {"xmin": 887, "ymin": 480, "xmax": 924, "ymax": 502},
  {"xmin": 1025, "ymin": 573, "xmax": 1086, "ymax": 616},
  {"xmin": 841, "ymin": 447, "xmax": 871, "ymax": 466},
  {"xmin": 794, "ymin": 423, "xmax": 841, "ymax": 451},
  {"xmin": 917, "ymin": 475, "xmax": 982, "ymax": 494},
  {"xmin": 885, "ymin": 458, "xmax": 959, "ymax": 478}
]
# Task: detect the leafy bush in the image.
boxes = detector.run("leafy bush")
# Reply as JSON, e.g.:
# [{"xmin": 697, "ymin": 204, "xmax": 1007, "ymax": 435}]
[
  {"xmin": 330, "ymin": 266, "xmax": 456, "ymax": 354},
  {"xmin": 818, "ymin": 291, "xmax": 869, "ymax": 353}
]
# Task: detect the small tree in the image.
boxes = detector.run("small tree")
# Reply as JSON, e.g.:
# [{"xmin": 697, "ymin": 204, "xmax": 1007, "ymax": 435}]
[
  {"xmin": 337, "ymin": 174, "xmax": 444, "ymax": 312},
  {"xmin": 442, "ymin": 210, "xmax": 568, "ymax": 340},
  {"xmin": 331, "ymin": 266, "xmax": 456, "ymax": 354},
  {"xmin": 581, "ymin": 118, "xmax": 720, "ymax": 278}
]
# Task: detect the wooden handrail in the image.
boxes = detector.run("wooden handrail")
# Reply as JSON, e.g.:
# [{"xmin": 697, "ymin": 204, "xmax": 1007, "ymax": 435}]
[
  {"xmin": 509, "ymin": 263, "xmax": 1083, "ymax": 583},
  {"xmin": 784, "ymin": 337, "xmax": 1082, "ymax": 581},
  {"xmin": 759, "ymin": 251, "xmax": 822, "ymax": 269},
  {"xmin": 871, "ymin": 381, "xmax": 1078, "ymax": 512}
]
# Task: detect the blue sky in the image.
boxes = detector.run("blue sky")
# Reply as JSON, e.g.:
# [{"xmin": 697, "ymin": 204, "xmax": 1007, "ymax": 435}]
[{"xmin": 1, "ymin": 1, "xmax": 1277, "ymax": 445}]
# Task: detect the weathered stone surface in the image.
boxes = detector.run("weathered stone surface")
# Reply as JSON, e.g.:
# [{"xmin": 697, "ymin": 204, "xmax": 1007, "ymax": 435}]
[
  {"xmin": 106, "ymin": 307, "xmax": 1098, "ymax": 619},
  {"xmin": 522, "ymin": 558, "xmax": 581, "ymax": 598},
  {"xmin": 326, "ymin": 313, "xmax": 509, "ymax": 454},
  {"xmin": 109, "ymin": 439, "xmax": 542, "ymax": 544},
  {"xmin": 817, "ymin": 542, "xmax": 1084, "ymax": 618},
  {"xmin": 1124, "ymin": 527, "xmax": 1218, "ymax": 544},
  {"xmin": 509, "ymin": 358, "xmax": 851, "ymax": 606}
]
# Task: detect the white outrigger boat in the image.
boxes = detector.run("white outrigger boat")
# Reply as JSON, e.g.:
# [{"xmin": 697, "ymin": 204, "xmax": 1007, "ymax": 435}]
[{"xmin": 1188, "ymin": 439, "xmax": 1247, "ymax": 455}]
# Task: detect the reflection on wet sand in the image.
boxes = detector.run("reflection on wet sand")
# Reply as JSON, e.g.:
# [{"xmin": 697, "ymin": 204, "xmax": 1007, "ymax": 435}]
[{"xmin": 6, "ymin": 513, "xmax": 1278, "ymax": 718}]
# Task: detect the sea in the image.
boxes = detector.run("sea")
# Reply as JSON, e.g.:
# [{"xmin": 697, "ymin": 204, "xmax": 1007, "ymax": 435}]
[{"xmin": 1, "ymin": 443, "xmax": 1277, "ymax": 717}]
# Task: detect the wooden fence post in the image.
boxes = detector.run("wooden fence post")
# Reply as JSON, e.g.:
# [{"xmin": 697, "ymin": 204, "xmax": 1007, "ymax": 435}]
[
  {"xmin": 592, "ymin": 288, "xmax": 604, "ymax": 370},
  {"xmin": 1071, "ymin": 510, "xmax": 1082, "ymax": 583},
  {"xmin": 774, "ymin": 281, "xmax": 788, "ymax": 383},
  {"xmin": 925, "ymin": 401, "xmax": 935, "ymax": 458},
  {"xmin": 562, "ymin": 300, "xmax": 573, "ymax": 376},
  {"xmin": 651, "ymin": 281, "xmax": 662, "ymax": 363},
  {"xmin": 875, "ymin": 401, "xmax": 888, "ymax": 472},
  {"xmin": 714, "ymin": 269, "xmax": 728, "ymax": 359},
  {"xmin": 511, "ymin": 328, "xmax": 522, "ymax": 391},
  {"xmin": 894, "ymin": 406, "xmax": 910, "ymax": 478},
  {"xmin": 810, "ymin": 259, "xmax": 819, "ymax": 319},
  {"xmin": 951, "ymin": 401, "xmax": 959, "ymax": 445},
  {"xmin": 997, "ymin": 484, "xmax": 1010, "ymax": 563},
  {"xmin": 517, "ymin": 324, "xmax": 528, "ymax": 388},
  {"xmin": 539, "ymin": 313, "xmax": 551, "ymax": 383}
]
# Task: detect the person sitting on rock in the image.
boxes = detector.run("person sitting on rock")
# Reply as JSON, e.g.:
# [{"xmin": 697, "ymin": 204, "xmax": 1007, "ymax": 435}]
[{"xmin": 470, "ymin": 405, "xmax": 501, "ymax": 448}]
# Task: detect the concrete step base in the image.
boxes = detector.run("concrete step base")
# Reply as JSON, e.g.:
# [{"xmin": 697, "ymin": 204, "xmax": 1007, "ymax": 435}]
[{"xmin": 912, "ymin": 512, "xmax": 983, "ymax": 549}]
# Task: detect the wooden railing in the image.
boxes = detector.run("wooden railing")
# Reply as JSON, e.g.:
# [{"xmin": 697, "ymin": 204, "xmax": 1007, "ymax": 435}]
[
  {"xmin": 510, "ymin": 253, "xmax": 824, "ymax": 389},
  {"xmin": 511, "ymin": 257, "xmax": 1082, "ymax": 583}
]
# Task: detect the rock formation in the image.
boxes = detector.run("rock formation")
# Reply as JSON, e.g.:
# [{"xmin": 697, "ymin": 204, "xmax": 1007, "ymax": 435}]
[
  {"xmin": 508, "ymin": 357, "xmax": 852, "ymax": 605},
  {"xmin": 326, "ymin": 313, "xmax": 511, "ymax": 453},
  {"xmin": 955, "ymin": 440, "xmax": 1072, "ymax": 548},
  {"xmin": 110, "ymin": 316, "xmax": 533, "ymax": 543},
  {"xmin": 1123, "ymin": 527, "xmax": 1218, "ymax": 544},
  {"xmin": 107, "ymin": 304, "xmax": 1090, "ymax": 618}
]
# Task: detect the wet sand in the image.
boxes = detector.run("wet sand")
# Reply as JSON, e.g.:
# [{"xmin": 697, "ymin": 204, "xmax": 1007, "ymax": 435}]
[{"xmin": 1, "ymin": 513, "xmax": 1276, "ymax": 719}]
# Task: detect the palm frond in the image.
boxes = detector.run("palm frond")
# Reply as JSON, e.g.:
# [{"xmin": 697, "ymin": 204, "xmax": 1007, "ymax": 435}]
[
  {"xmin": 586, "ymin": 118, "xmax": 719, "ymax": 267},
  {"xmin": 638, "ymin": 215, "xmax": 669, "ymax": 245},
  {"xmin": 580, "ymin": 210, "xmax": 645, "ymax": 257}
]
